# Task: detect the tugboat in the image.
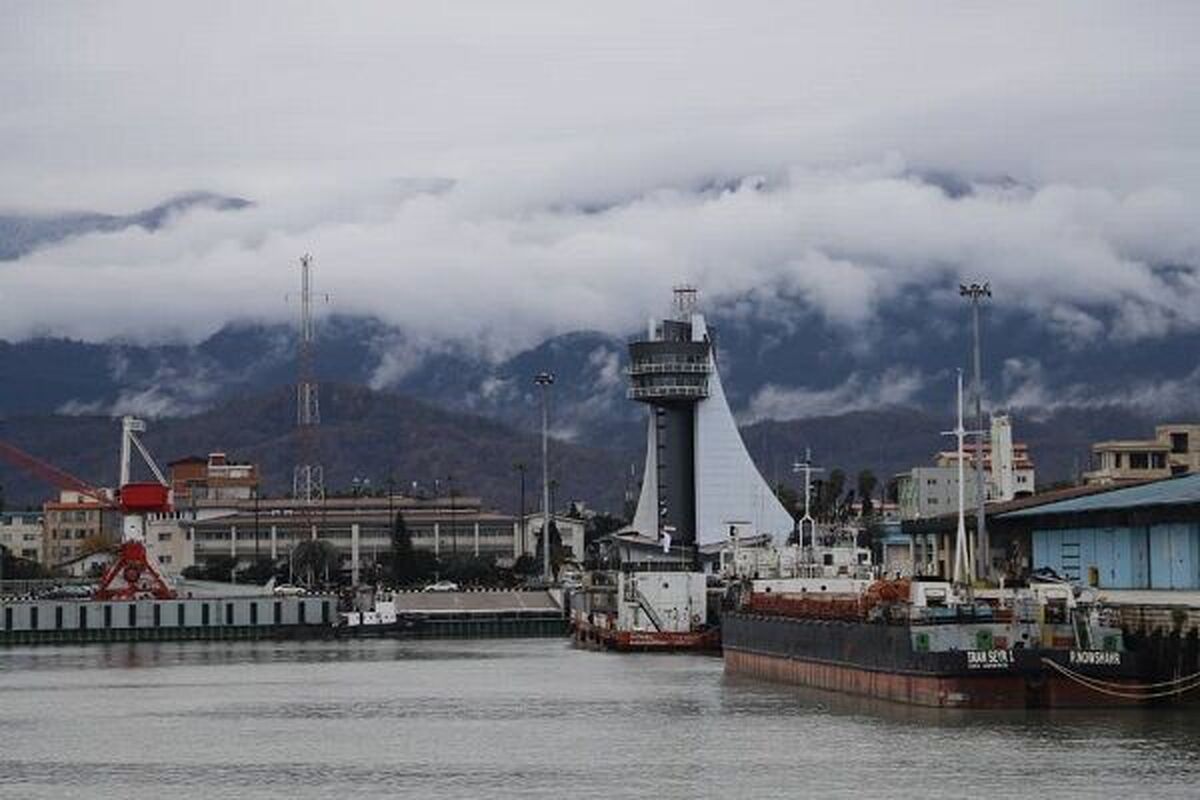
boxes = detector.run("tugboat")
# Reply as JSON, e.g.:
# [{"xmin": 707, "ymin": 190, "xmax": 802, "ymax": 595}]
[{"xmin": 334, "ymin": 589, "xmax": 423, "ymax": 638}]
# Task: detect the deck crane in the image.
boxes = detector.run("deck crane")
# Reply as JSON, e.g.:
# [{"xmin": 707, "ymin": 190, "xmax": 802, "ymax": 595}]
[{"xmin": 0, "ymin": 415, "xmax": 176, "ymax": 600}]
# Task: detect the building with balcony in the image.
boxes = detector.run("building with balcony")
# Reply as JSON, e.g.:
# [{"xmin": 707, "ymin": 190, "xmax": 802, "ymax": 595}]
[{"xmin": 1085, "ymin": 424, "xmax": 1200, "ymax": 485}]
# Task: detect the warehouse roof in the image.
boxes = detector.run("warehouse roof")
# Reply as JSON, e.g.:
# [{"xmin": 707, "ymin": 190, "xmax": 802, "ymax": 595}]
[{"xmin": 1001, "ymin": 474, "xmax": 1200, "ymax": 518}]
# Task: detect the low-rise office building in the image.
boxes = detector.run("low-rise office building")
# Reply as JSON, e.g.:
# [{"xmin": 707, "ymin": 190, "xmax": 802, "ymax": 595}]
[{"xmin": 188, "ymin": 495, "xmax": 577, "ymax": 579}]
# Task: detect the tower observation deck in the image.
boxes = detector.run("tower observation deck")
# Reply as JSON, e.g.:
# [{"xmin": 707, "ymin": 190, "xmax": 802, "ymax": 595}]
[{"xmin": 626, "ymin": 288, "xmax": 794, "ymax": 548}]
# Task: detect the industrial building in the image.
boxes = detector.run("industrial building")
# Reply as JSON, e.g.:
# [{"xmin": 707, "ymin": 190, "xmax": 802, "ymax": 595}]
[
  {"xmin": 998, "ymin": 473, "xmax": 1200, "ymax": 590},
  {"xmin": 626, "ymin": 288, "xmax": 793, "ymax": 547}
]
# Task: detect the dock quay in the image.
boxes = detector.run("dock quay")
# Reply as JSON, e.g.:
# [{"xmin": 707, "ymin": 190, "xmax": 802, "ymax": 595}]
[
  {"xmin": 0, "ymin": 589, "xmax": 566, "ymax": 646},
  {"xmin": 389, "ymin": 589, "xmax": 567, "ymax": 639}
]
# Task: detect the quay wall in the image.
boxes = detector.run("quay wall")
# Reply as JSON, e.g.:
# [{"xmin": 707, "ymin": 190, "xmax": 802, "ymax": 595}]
[{"xmin": 0, "ymin": 596, "xmax": 334, "ymax": 645}]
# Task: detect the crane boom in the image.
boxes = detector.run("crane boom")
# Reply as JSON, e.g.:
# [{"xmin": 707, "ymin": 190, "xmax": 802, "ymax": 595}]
[{"xmin": 0, "ymin": 439, "xmax": 115, "ymax": 507}]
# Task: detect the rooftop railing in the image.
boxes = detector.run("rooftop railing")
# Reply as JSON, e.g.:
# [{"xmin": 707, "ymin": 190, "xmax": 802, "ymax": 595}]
[
  {"xmin": 627, "ymin": 384, "xmax": 709, "ymax": 400},
  {"xmin": 626, "ymin": 361, "xmax": 712, "ymax": 376}
]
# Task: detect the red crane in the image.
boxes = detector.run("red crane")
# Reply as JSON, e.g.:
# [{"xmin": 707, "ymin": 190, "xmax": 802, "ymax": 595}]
[{"xmin": 0, "ymin": 417, "xmax": 176, "ymax": 600}]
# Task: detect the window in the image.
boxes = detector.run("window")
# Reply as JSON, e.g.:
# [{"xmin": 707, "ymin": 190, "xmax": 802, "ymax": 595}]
[
  {"xmin": 160, "ymin": 555, "xmax": 172, "ymax": 565},
  {"xmin": 1130, "ymin": 452, "xmax": 1150, "ymax": 470},
  {"xmin": 158, "ymin": 532, "xmax": 172, "ymax": 541},
  {"xmin": 1171, "ymin": 432, "xmax": 1189, "ymax": 454},
  {"xmin": 1151, "ymin": 453, "xmax": 1167, "ymax": 469}
]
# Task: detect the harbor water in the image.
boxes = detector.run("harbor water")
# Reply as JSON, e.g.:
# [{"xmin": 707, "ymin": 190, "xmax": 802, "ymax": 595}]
[{"xmin": 2, "ymin": 639, "xmax": 1199, "ymax": 799}]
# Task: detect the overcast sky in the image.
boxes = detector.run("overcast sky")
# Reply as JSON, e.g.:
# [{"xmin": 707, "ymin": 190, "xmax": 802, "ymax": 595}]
[{"xmin": 2, "ymin": 2, "xmax": 1199, "ymax": 353}]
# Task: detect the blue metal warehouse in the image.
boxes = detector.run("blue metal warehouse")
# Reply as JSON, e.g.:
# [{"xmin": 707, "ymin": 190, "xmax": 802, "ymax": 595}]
[{"xmin": 1000, "ymin": 474, "xmax": 1200, "ymax": 589}]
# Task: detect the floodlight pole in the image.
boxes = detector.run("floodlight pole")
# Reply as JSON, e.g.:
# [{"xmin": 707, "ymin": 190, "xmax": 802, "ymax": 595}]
[
  {"xmin": 960, "ymin": 281, "xmax": 991, "ymax": 581},
  {"xmin": 535, "ymin": 372, "xmax": 555, "ymax": 583}
]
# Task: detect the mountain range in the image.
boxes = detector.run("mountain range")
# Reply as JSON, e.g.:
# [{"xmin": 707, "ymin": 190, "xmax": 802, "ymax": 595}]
[{"xmin": 1, "ymin": 192, "xmax": 1197, "ymax": 510}]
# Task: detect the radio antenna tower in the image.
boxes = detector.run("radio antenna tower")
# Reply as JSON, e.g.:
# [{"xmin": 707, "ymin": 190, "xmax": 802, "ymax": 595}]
[
  {"xmin": 672, "ymin": 284, "xmax": 698, "ymax": 321},
  {"xmin": 293, "ymin": 253, "xmax": 325, "ymax": 504}
]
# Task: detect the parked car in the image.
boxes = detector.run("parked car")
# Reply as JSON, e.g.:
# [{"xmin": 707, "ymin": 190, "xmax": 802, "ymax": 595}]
[
  {"xmin": 422, "ymin": 580, "xmax": 460, "ymax": 593},
  {"xmin": 272, "ymin": 584, "xmax": 306, "ymax": 596}
]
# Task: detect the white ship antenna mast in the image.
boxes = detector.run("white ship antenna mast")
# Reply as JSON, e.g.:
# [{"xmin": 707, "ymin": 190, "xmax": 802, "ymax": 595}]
[
  {"xmin": 792, "ymin": 448, "xmax": 823, "ymax": 570},
  {"xmin": 942, "ymin": 370, "xmax": 984, "ymax": 587}
]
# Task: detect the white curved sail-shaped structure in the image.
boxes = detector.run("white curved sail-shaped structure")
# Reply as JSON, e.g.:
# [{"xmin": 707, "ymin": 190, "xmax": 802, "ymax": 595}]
[{"xmin": 627, "ymin": 291, "xmax": 794, "ymax": 547}]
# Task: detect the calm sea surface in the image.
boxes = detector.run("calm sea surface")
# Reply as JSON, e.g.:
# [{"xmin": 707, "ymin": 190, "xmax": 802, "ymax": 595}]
[{"xmin": 1, "ymin": 638, "xmax": 1199, "ymax": 799}]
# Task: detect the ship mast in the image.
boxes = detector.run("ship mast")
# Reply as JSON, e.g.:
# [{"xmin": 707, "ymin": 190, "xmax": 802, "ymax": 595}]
[
  {"xmin": 792, "ymin": 448, "xmax": 823, "ymax": 570},
  {"xmin": 943, "ymin": 369, "xmax": 983, "ymax": 587}
]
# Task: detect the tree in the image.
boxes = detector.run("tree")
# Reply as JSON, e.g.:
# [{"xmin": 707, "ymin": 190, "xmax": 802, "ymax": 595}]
[
  {"xmin": 291, "ymin": 539, "xmax": 338, "ymax": 586},
  {"xmin": 389, "ymin": 512, "xmax": 416, "ymax": 586},
  {"xmin": 857, "ymin": 470, "xmax": 879, "ymax": 519},
  {"xmin": 512, "ymin": 554, "xmax": 540, "ymax": 578},
  {"xmin": 773, "ymin": 482, "xmax": 800, "ymax": 521}
]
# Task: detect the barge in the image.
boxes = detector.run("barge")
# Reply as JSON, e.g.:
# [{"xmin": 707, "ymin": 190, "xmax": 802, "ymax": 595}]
[{"xmin": 721, "ymin": 575, "xmax": 1176, "ymax": 709}]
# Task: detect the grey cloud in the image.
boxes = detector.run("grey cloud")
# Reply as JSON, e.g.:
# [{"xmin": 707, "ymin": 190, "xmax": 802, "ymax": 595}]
[{"xmin": 1, "ymin": 4, "xmax": 1199, "ymax": 360}]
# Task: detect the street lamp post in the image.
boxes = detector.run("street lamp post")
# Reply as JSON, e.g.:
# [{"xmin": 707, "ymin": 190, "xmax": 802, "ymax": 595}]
[
  {"xmin": 960, "ymin": 281, "xmax": 991, "ymax": 582},
  {"xmin": 534, "ymin": 372, "xmax": 555, "ymax": 583},
  {"xmin": 447, "ymin": 474, "xmax": 456, "ymax": 560},
  {"xmin": 253, "ymin": 484, "xmax": 261, "ymax": 564},
  {"xmin": 514, "ymin": 462, "xmax": 526, "ymax": 556}
]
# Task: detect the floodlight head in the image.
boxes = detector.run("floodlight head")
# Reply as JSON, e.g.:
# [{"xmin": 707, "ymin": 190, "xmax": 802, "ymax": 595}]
[{"xmin": 534, "ymin": 371, "xmax": 555, "ymax": 386}]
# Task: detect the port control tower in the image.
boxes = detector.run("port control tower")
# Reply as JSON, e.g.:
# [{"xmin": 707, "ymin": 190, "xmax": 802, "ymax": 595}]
[{"xmin": 626, "ymin": 287, "xmax": 794, "ymax": 547}]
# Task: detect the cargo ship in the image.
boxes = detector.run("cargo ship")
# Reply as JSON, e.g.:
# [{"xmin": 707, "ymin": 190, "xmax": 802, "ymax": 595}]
[{"xmin": 721, "ymin": 572, "xmax": 1164, "ymax": 709}]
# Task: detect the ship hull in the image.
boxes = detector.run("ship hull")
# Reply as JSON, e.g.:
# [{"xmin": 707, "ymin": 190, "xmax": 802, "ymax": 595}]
[
  {"xmin": 573, "ymin": 616, "xmax": 720, "ymax": 653},
  {"xmin": 723, "ymin": 612, "xmax": 1149, "ymax": 709}
]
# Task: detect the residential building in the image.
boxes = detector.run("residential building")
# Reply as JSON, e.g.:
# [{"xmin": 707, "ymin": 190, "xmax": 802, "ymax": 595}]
[
  {"xmin": 898, "ymin": 414, "xmax": 1035, "ymax": 520},
  {"xmin": 42, "ymin": 491, "xmax": 119, "ymax": 566},
  {"xmin": 144, "ymin": 515, "xmax": 195, "ymax": 575},
  {"xmin": 169, "ymin": 452, "xmax": 259, "ymax": 504},
  {"xmin": 1085, "ymin": 424, "xmax": 1200, "ymax": 485},
  {"xmin": 0, "ymin": 511, "xmax": 44, "ymax": 562}
]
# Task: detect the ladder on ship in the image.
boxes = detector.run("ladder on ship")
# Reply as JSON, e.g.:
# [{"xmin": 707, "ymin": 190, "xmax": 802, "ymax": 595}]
[{"xmin": 632, "ymin": 584, "xmax": 665, "ymax": 632}]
